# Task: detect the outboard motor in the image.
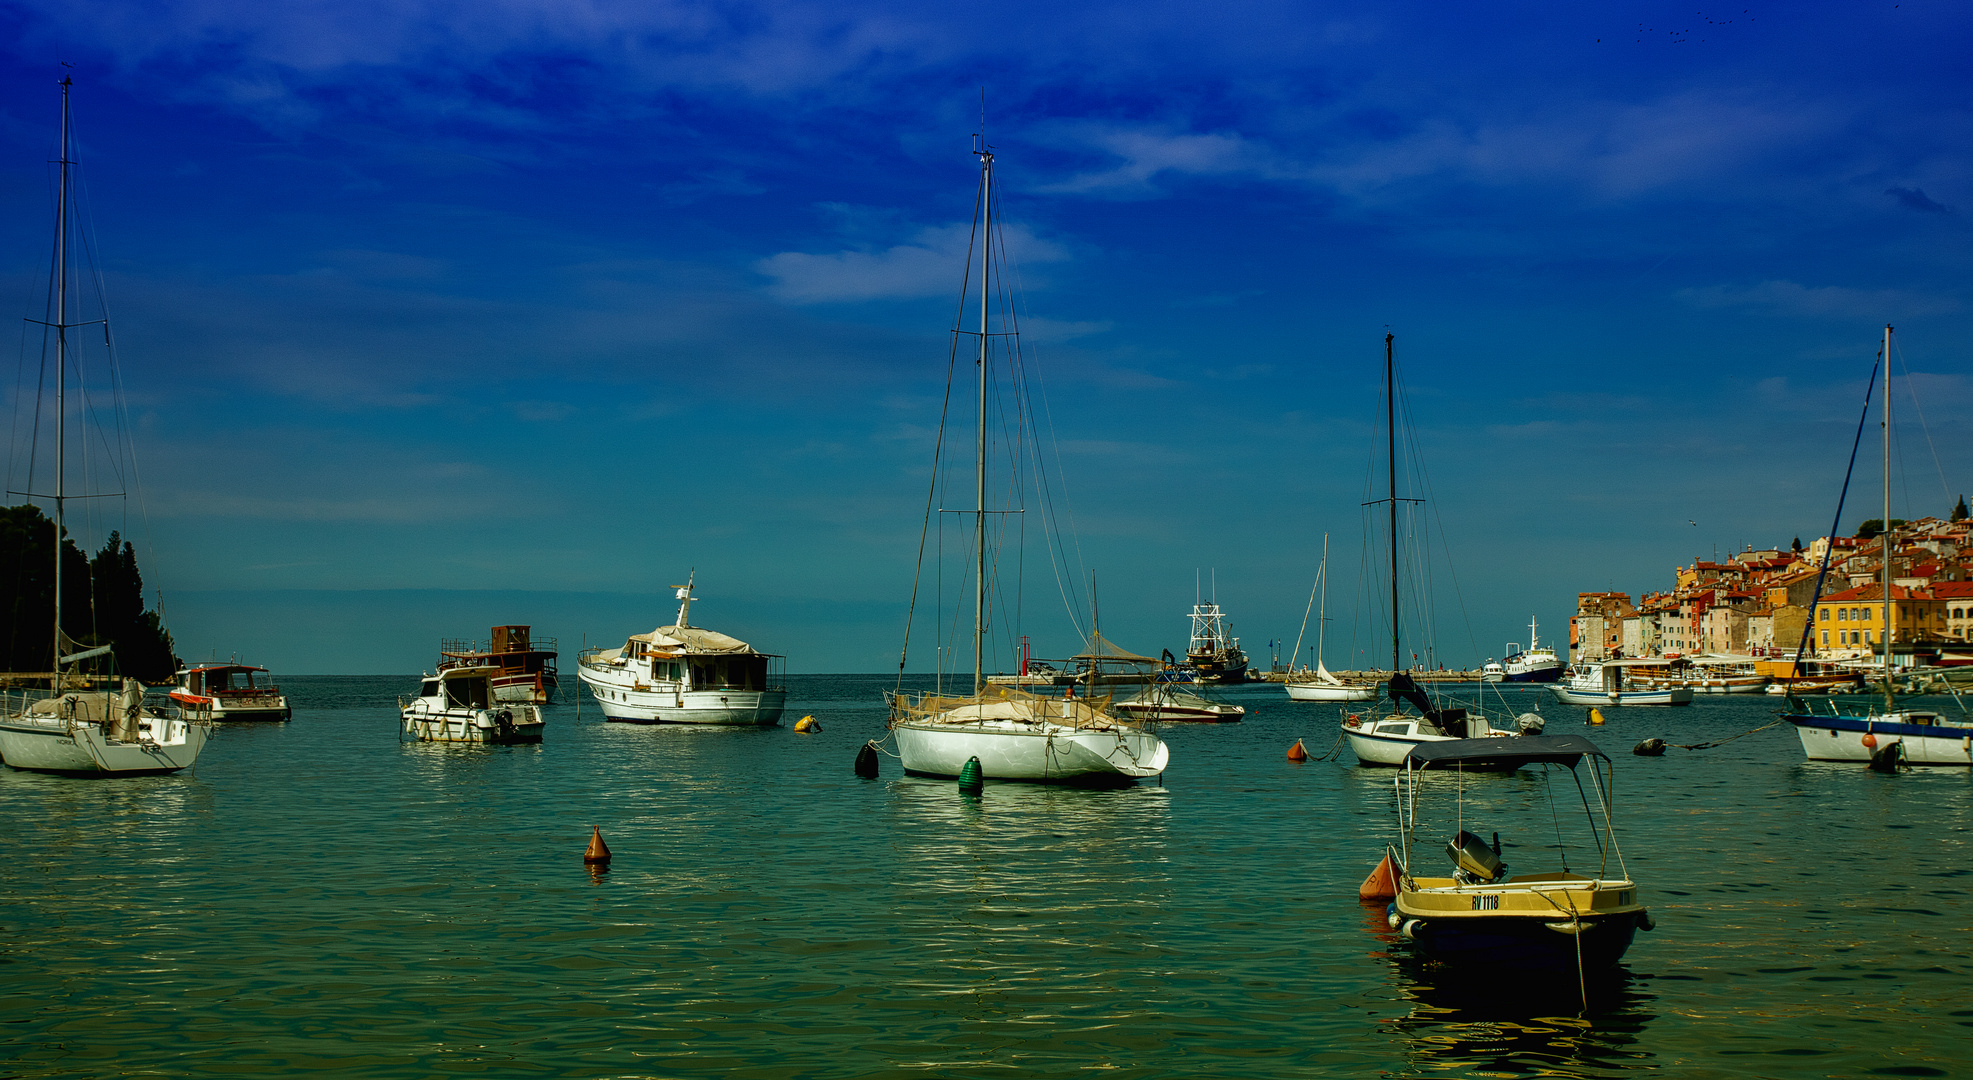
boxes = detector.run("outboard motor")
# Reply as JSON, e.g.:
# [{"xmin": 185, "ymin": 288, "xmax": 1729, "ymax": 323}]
[{"xmin": 1446, "ymin": 829, "xmax": 1507, "ymax": 884}]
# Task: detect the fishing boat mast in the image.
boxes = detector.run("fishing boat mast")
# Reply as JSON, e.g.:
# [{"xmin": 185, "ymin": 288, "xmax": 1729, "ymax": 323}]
[{"xmin": 973, "ymin": 142, "xmax": 992, "ymax": 695}]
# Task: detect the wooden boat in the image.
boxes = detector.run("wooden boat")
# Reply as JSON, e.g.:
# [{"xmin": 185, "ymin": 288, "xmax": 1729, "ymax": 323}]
[
  {"xmin": 1383, "ymin": 735, "xmax": 1652, "ymax": 971},
  {"xmin": 439, "ymin": 625, "xmax": 558, "ymax": 704},
  {"xmin": 1111, "ymin": 682, "xmax": 1245, "ymax": 723}
]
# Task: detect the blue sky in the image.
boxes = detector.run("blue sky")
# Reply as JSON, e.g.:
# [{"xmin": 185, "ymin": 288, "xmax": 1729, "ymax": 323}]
[{"xmin": 1, "ymin": 1, "xmax": 1967, "ymax": 674}]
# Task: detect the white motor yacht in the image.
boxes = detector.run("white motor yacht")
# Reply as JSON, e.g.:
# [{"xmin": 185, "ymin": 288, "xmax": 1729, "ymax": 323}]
[
  {"xmin": 1549, "ymin": 661, "xmax": 1694, "ymax": 706},
  {"xmin": 578, "ymin": 576, "xmax": 787, "ymax": 725}
]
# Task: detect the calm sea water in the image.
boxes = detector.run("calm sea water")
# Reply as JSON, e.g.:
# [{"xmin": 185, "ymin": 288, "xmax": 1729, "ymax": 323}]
[{"xmin": 2, "ymin": 676, "xmax": 1968, "ymax": 1078}]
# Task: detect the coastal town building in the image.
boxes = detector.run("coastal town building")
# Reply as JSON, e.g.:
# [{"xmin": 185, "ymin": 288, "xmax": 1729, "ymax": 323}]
[{"xmin": 1571, "ymin": 510, "xmax": 1970, "ymax": 664}]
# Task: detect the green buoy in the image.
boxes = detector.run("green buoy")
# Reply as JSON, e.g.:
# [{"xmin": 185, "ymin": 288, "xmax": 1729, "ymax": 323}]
[{"xmin": 957, "ymin": 756, "xmax": 984, "ymax": 795}]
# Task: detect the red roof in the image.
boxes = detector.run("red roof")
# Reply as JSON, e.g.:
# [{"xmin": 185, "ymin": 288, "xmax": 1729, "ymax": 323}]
[
  {"xmin": 1930, "ymin": 581, "xmax": 1973, "ymax": 599},
  {"xmin": 1819, "ymin": 583, "xmax": 1931, "ymax": 603}
]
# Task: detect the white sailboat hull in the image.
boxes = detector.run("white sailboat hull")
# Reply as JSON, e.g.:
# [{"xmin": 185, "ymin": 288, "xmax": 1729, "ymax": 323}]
[
  {"xmin": 1285, "ymin": 681, "xmax": 1378, "ymax": 702},
  {"xmin": 0, "ymin": 713, "xmax": 209, "ymax": 775},
  {"xmin": 893, "ymin": 719, "xmax": 1169, "ymax": 783},
  {"xmin": 1342, "ymin": 715, "xmax": 1524, "ymax": 767}
]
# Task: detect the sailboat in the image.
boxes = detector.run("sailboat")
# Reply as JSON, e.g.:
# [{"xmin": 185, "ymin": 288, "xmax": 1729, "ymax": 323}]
[
  {"xmin": 1285, "ymin": 534, "xmax": 1378, "ymax": 702},
  {"xmin": 1783, "ymin": 326, "xmax": 1971, "ymax": 766},
  {"xmin": 1340, "ymin": 335, "xmax": 1539, "ymax": 767},
  {"xmin": 882, "ymin": 140, "xmax": 1169, "ymax": 786},
  {"xmin": 0, "ymin": 76, "xmax": 210, "ymax": 776}
]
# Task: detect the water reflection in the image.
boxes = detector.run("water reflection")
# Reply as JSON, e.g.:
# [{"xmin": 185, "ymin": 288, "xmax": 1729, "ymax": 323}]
[{"xmin": 1359, "ymin": 898, "xmax": 1661, "ymax": 1076}]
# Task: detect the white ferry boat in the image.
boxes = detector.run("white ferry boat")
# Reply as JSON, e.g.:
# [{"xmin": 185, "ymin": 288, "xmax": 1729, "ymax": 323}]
[
  {"xmin": 577, "ymin": 576, "xmax": 787, "ymax": 725},
  {"xmin": 400, "ymin": 666, "xmax": 544, "ymax": 744},
  {"xmin": 1500, "ymin": 617, "xmax": 1564, "ymax": 683}
]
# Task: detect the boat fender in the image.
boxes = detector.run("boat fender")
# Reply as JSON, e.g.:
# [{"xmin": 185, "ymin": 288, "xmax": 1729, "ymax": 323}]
[
  {"xmin": 1633, "ymin": 738, "xmax": 1667, "ymax": 756},
  {"xmin": 957, "ymin": 756, "xmax": 985, "ymax": 795},
  {"xmin": 794, "ymin": 715, "xmax": 819, "ymax": 733},
  {"xmin": 1287, "ymin": 739, "xmax": 1309, "ymax": 762},
  {"xmin": 1386, "ymin": 903, "xmax": 1400, "ymax": 930},
  {"xmin": 1861, "ymin": 730, "xmax": 1878, "ymax": 749},
  {"xmin": 853, "ymin": 741, "xmax": 881, "ymax": 779},
  {"xmin": 1636, "ymin": 911, "xmax": 1655, "ymax": 932},
  {"xmin": 1400, "ymin": 919, "xmax": 1425, "ymax": 940}
]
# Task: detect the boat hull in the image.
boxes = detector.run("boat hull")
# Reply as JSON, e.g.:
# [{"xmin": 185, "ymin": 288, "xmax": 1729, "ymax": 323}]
[
  {"xmin": 0, "ymin": 714, "xmax": 209, "ymax": 776},
  {"xmin": 168, "ymin": 690, "xmax": 291, "ymax": 721},
  {"xmin": 1502, "ymin": 666, "xmax": 1564, "ymax": 683},
  {"xmin": 1548, "ymin": 686, "xmax": 1693, "ymax": 706},
  {"xmin": 578, "ymin": 664, "xmax": 785, "ymax": 725},
  {"xmin": 400, "ymin": 706, "xmax": 544, "ymax": 744},
  {"xmin": 893, "ymin": 719, "xmax": 1168, "ymax": 784},
  {"xmin": 1112, "ymin": 702, "xmax": 1243, "ymax": 723},
  {"xmin": 1399, "ymin": 909, "xmax": 1643, "ymax": 970},
  {"xmin": 1285, "ymin": 681, "xmax": 1378, "ymax": 702},
  {"xmin": 1343, "ymin": 716, "xmax": 1528, "ymax": 768},
  {"xmin": 1786, "ymin": 713, "xmax": 1973, "ymax": 765}
]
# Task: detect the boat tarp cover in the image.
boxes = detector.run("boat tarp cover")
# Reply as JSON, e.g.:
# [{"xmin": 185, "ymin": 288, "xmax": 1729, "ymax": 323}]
[
  {"xmin": 1069, "ymin": 631, "xmax": 1159, "ymax": 665},
  {"xmin": 891, "ymin": 686, "xmax": 1120, "ymax": 728},
  {"xmin": 630, "ymin": 625, "xmax": 755, "ymax": 654},
  {"xmin": 1406, "ymin": 734, "xmax": 1608, "ymax": 769}
]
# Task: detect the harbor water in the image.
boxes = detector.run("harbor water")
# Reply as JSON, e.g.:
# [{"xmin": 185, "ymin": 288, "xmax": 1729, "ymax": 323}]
[{"xmin": 2, "ymin": 676, "xmax": 1967, "ymax": 1078}]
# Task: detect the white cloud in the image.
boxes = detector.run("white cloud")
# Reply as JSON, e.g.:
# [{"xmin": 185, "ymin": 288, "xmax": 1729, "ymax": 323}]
[
  {"xmin": 755, "ymin": 222, "xmax": 1068, "ymax": 303},
  {"xmin": 1676, "ymin": 280, "xmax": 1962, "ymax": 319}
]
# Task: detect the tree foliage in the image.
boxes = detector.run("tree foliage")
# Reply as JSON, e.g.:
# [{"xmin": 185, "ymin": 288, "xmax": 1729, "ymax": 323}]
[
  {"xmin": 1855, "ymin": 518, "xmax": 1907, "ymax": 541},
  {"xmin": 0, "ymin": 504, "xmax": 176, "ymax": 683}
]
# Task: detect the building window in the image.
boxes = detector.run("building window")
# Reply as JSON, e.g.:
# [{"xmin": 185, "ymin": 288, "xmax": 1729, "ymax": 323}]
[
  {"xmin": 1821, "ymin": 630, "xmax": 1829, "ymax": 646},
  {"xmin": 1820, "ymin": 608, "xmax": 1830, "ymax": 622},
  {"xmin": 1837, "ymin": 609, "xmax": 1846, "ymax": 622},
  {"xmin": 1863, "ymin": 630, "xmax": 1872, "ymax": 644}
]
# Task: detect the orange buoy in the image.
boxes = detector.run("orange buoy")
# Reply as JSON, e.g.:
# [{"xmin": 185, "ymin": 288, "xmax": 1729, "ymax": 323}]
[
  {"xmin": 1287, "ymin": 739, "xmax": 1309, "ymax": 762},
  {"xmin": 794, "ymin": 715, "xmax": 820, "ymax": 733},
  {"xmin": 583, "ymin": 825, "xmax": 612, "ymax": 865},
  {"xmin": 1862, "ymin": 731, "xmax": 1878, "ymax": 749},
  {"xmin": 1359, "ymin": 853, "xmax": 1398, "ymax": 901}
]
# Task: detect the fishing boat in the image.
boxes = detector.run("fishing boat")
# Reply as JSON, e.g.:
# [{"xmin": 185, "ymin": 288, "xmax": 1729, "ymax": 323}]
[
  {"xmin": 400, "ymin": 666, "xmax": 545, "ymax": 744},
  {"xmin": 1285, "ymin": 534, "xmax": 1379, "ymax": 702},
  {"xmin": 1184, "ymin": 580, "xmax": 1249, "ymax": 684},
  {"xmin": 0, "ymin": 77, "xmax": 211, "ymax": 777},
  {"xmin": 1480, "ymin": 661, "xmax": 1506, "ymax": 683},
  {"xmin": 438, "ymin": 625, "xmax": 558, "ymax": 704},
  {"xmin": 1112, "ymin": 682, "xmax": 1245, "ymax": 723},
  {"xmin": 1548, "ymin": 660, "xmax": 1694, "ymax": 706},
  {"xmin": 1380, "ymin": 735, "xmax": 1653, "ymax": 972},
  {"xmin": 1340, "ymin": 335, "xmax": 1543, "ymax": 766},
  {"xmin": 577, "ymin": 576, "xmax": 787, "ymax": 725},
  {"xmin": 1500, "ymin": 617, "xmax": 1565, "ymax": 683},
  {"xmin": 168, "ymin": 662, "xmax": 291, "ymax": 721},
  {"xmin": 881, "ymin": 139, "xmax": 1169, "ymax": 786},
  {"xmin": 1782, "ymin": 326, "xmax": 1972, "ymax": 765}
]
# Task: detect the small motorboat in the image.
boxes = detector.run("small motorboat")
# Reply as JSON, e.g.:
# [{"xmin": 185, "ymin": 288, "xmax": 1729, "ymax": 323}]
[
  {"xmin": 1343, "ymin": 672, "xmax": 1545, "ymax": 767},
  {"xmin": 400, "ymin": 666, "xmax": 544, "ymax": 744},
  {"xmin": 1380, "ymin": 735, "xmax": 1652, "ymax": 972},
  {"xmin": 1111, "ymin": 682, "xmax": 1245, "ymax": 723},
  {"xmin": 168, "ymin": 662, "xmax": 291, "ymax": 721},
  {"xmin": 1548, "ymin": 660, "xmax": 1694, "ymax": 706}
]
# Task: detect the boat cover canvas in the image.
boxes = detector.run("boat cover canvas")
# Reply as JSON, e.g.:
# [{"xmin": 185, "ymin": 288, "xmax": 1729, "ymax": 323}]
[
  {"xmin": 1069, "ymin": 631, "xmax": 1159, "ymax": 665},
  {"xmin": 1406, "ymin": 734, "xmax": 1608, "ymax": 769},
  {"xmin": 630, "ymin": 625, "xmax": 756, "ymax": 654}
]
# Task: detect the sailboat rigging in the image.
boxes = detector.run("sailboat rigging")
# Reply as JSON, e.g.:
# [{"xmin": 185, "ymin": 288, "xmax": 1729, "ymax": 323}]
[
  {"xmin": 879, "ymin": 138, "xmax": 1169, "ymax": 785},
  {"xmin": 1783, "ymin": 325, "xmax": 1972, "ymax": 765},
  {"xmin": 1340, "ymin": 334, "xmax": 1540, "ymax": 766},
  {"xmin": 0, "ymin": 74, "xmax": 209, "ymax": 776}
]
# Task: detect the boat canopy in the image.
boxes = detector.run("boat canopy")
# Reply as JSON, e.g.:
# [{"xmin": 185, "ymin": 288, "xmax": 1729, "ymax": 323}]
[
  {"xmin": 1069, "ymin": 631, "xmax": 1158, "ymax": 665},
  {"xmin": 630, "ymin": 625, "xmax": 756, "ymax": 654},
  {"xmin": 1405, "ymin": 734, "xmax": 1608, "ymax": 769}
]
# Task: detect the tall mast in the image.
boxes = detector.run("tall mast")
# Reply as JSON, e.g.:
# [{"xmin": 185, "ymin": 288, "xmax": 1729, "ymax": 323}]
[
  {"xmin": 1881, "ymin": 323, "xmax": 1893, "ymax": 697},
  {"xmin": 1387, "ymin": 333, "xmax": 1400, "ymax": 674},
  {"xmin": 52, "ymin": 75, "xmax": 72, "ymax": 681},
  {"xmin": 973, "ymin": 145, "xmax": 992, "ymax": 694},
  {"xmin": 1317, "ymin": 533, "xmax": 1329, "ymax": 670}
]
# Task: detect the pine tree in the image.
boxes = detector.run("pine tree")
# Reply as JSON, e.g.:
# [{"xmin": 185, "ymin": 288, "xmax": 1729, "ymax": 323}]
[
  {"xmin": 0, "ymin": 505, "xmax": 175, "ymax": 682},
  {"xmin": 1954, "ymin": 495, "xmax": 1968, "ymax": 522}
]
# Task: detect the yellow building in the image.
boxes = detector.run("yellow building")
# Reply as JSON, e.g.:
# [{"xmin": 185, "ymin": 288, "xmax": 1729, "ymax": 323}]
[{"xmin": 1811, "ymin": 583, "xmax": 1946, "ymax": 651}]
